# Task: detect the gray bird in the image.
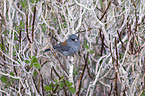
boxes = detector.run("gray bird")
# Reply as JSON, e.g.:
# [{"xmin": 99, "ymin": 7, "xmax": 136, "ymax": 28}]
[{"xmin": 44, "ymin": 34, "xmax": 80, "ymax": 56}]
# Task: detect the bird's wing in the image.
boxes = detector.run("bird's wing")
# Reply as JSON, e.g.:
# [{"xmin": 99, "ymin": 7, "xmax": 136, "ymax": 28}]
[
  {"xmin": 53, "ymin": 44, "xmax": 71, "ymax": 51},
  {"xmin": 61, "ymin": 46, "xmax": 71, "ymax": 51}
]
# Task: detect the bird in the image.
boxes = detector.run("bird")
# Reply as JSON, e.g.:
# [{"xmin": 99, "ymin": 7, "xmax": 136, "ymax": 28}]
[{"xmin": 44, "ymin": 34, "xmax": 80, "ymax": 56}]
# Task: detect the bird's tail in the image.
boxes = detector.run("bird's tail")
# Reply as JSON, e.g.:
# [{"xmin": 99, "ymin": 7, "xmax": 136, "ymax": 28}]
[{"xmin": 43, "ymin": 48, "xmax": 50, "ymax": 53}]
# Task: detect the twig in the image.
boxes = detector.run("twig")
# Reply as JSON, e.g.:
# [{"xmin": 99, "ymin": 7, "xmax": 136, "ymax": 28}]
[
  {"xmin": 26, "ymin": 13, "xmax": 32, "ymax": 43},
  {"xmin": 108, "ymin": 83, "xmax": 113, "ymax": 96},
  {"xmin": 115, "ymin": 38, "xmax": 119, "ymax": 66},
  {"xmin": 32, "ymin": 5, "xmax": 36, "ymax": 42},
  {"xmin": 86, "ymin": 64, "xmax": 94, "ymax": 80},
  {"xmin": 99, "ymin": 1, "xmax": 112, "ymax": 20},
  {"xmin": 132, "ymin": 0, "xmax": 138, "ymax": 34},
  {"xmin": 117, "ymin": 30, "xmax": 126, "ymax": 50},
  {"xmin": 50, "ymin": 48, "xmax": 69, "ymax": 76},
  {"xmin": 144, "ymin": 58, "xmax": 145, "ymax": 92},
  {"xmin": 32, "ymin": 76, "xmax": 41, "ymax": 95},
  {"xmin": 77, "ymin": 52, "xmax": 89, "ymax": 96},
  {"xmin": 76, "ymin": 27, "xmax": 93, "ymax": 34},
  {"xmin": 99, "ymin": 29, "xmax": 105, "ymax": 56},
  {"xmin": 52, "ymin": 66, "xmax": 68, "ymax": 96},
  {"xmin": 40, "ymin": 74, "xmax": 45, "ymax": 96}
]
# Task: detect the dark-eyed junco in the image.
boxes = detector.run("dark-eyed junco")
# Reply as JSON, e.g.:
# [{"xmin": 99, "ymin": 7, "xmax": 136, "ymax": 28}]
[{"xmin": 44, "ymin": 34, "xmax": 80, "ymax": 56}]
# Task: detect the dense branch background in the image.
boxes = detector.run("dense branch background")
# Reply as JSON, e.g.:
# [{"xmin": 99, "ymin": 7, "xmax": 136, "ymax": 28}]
[{"xmin": 0, "ymin": 0, "xmax": 145, "ymax": 96}]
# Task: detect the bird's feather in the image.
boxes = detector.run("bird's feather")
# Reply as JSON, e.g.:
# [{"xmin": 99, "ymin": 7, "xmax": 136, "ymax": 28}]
[{"xmin": 53, "ymin": 44, "xmax": 71, "ymax": 51}]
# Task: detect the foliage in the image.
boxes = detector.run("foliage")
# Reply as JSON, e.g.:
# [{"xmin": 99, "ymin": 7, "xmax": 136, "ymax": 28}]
[{"xmin": 0, "ymin": 0, "xmax": 145, "ymax": 95}]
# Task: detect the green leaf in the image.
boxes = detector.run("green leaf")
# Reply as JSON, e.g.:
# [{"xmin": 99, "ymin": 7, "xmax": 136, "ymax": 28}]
[
  {"xmin": 25, "ymin": 60, "xmax": 30, "ymax": 63},
  {"xmin": 59, "ymin": 82, "xmax": 64, "ymax": 87},
  {"xmin": 54, "ymin": 82, "xmax": 58, "ymax": 87},
  {"xmin": 142, "ymin": 91, "xmax": 145, "ymax": 95},
  {"xmin": 0, "ymin": 75, "xmax": 7, "ymax": 83},
  {"xmin": 20, "ymin": 21, "xmax": 23, "ymax": 26},
  {"xmin": 31, "ymin": 56, "xmax": 38, "ymax": 64},
  {"xmin": 28, "ymin": 25, "xmax": 32, "ymax": 28},
  {"xmin": 34, "ymin": 63, "xmax": 41, "ymax": 69},
  {"xmin": 20, "ymin": 1, "xmax": 25, "ymax": 8},
  {"xmin": 10, "ymin": 72, "xmax": 14, "ymax": 76},
  {"xmin": 44, "ymin": 86, "xmax": 52, "ymax": 91},
  {"xmin": 29, "ymin": 0, "xmax": 34, "ymax": 3},
  {"xmin": 73, "ymin": 68, "xmax": 78, "ymax": 75},
  {"xmin": 30, "ymin": 64, "xmax": 33, "ymax": 67},
  {"xmin": 49, "ymin": 82, "xmax": 54, "ymax": 87},
  {"xmin": 65, "ymin": 80, "xmax": 69, "ymax": 86},
  {"xmin": 54, "ymin": 79, "xmax": 58, "ymax": 82},
  {"xmin": 14, "ymin": 36, "xmax": 18, "ymax": 41},
  {"xmin": 67, "ymin": 82, "xmax": 73, "ymax": 87},
  {"xmin": 33, "ymin": 70, "xmax": 37, "ymax": 76},
  {"xmin": 10, "ymin": 72, "xmax": 15, "ymax": 79},
  {"xmin": 29, "ymin": 56, "xmax": 32, "ymax": 59},
  {"xmin": 69, "ymin": 87, "xmax": 76, "ymax": 94},
  {"xmin": 36, "ymin": 0, "xmax": 39, "ymax": 3},
  {"xmin": 74, "ymin": 71, "xmax": 78, "ymax": 75},
  {"xmin": 0, "ymin": 43, "xmax": 5, "ymax": 51},
  {"xmin": 90, "ymin": 50, "xmax": 94, "ymax": 53},
  {"xmin": 13, "ymin": 51, "xmax": 16, "ymax": 56},
  {"xmin": 32, "ymin": 56, "xmax": 36, "ymax": 59},
  {"xmin": 84, "ymin": 43, "xmax": 89, "ymax": 50},
  {"xmin": 60, "ymin": 76, "xmax": 64, "ymax": 80},
  {"xmin": 65, "ymin": 81, "xmax": 73, "ymax": 87},
  {"xmin": 88, "ymin": 60, "xmax": 90, "ymax": 64}
]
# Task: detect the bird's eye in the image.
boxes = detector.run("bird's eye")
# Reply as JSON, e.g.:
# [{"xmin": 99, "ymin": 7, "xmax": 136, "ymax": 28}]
[{"xmin": 72, "ymin": 38, "xmax": 77, "ymax": 41}]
